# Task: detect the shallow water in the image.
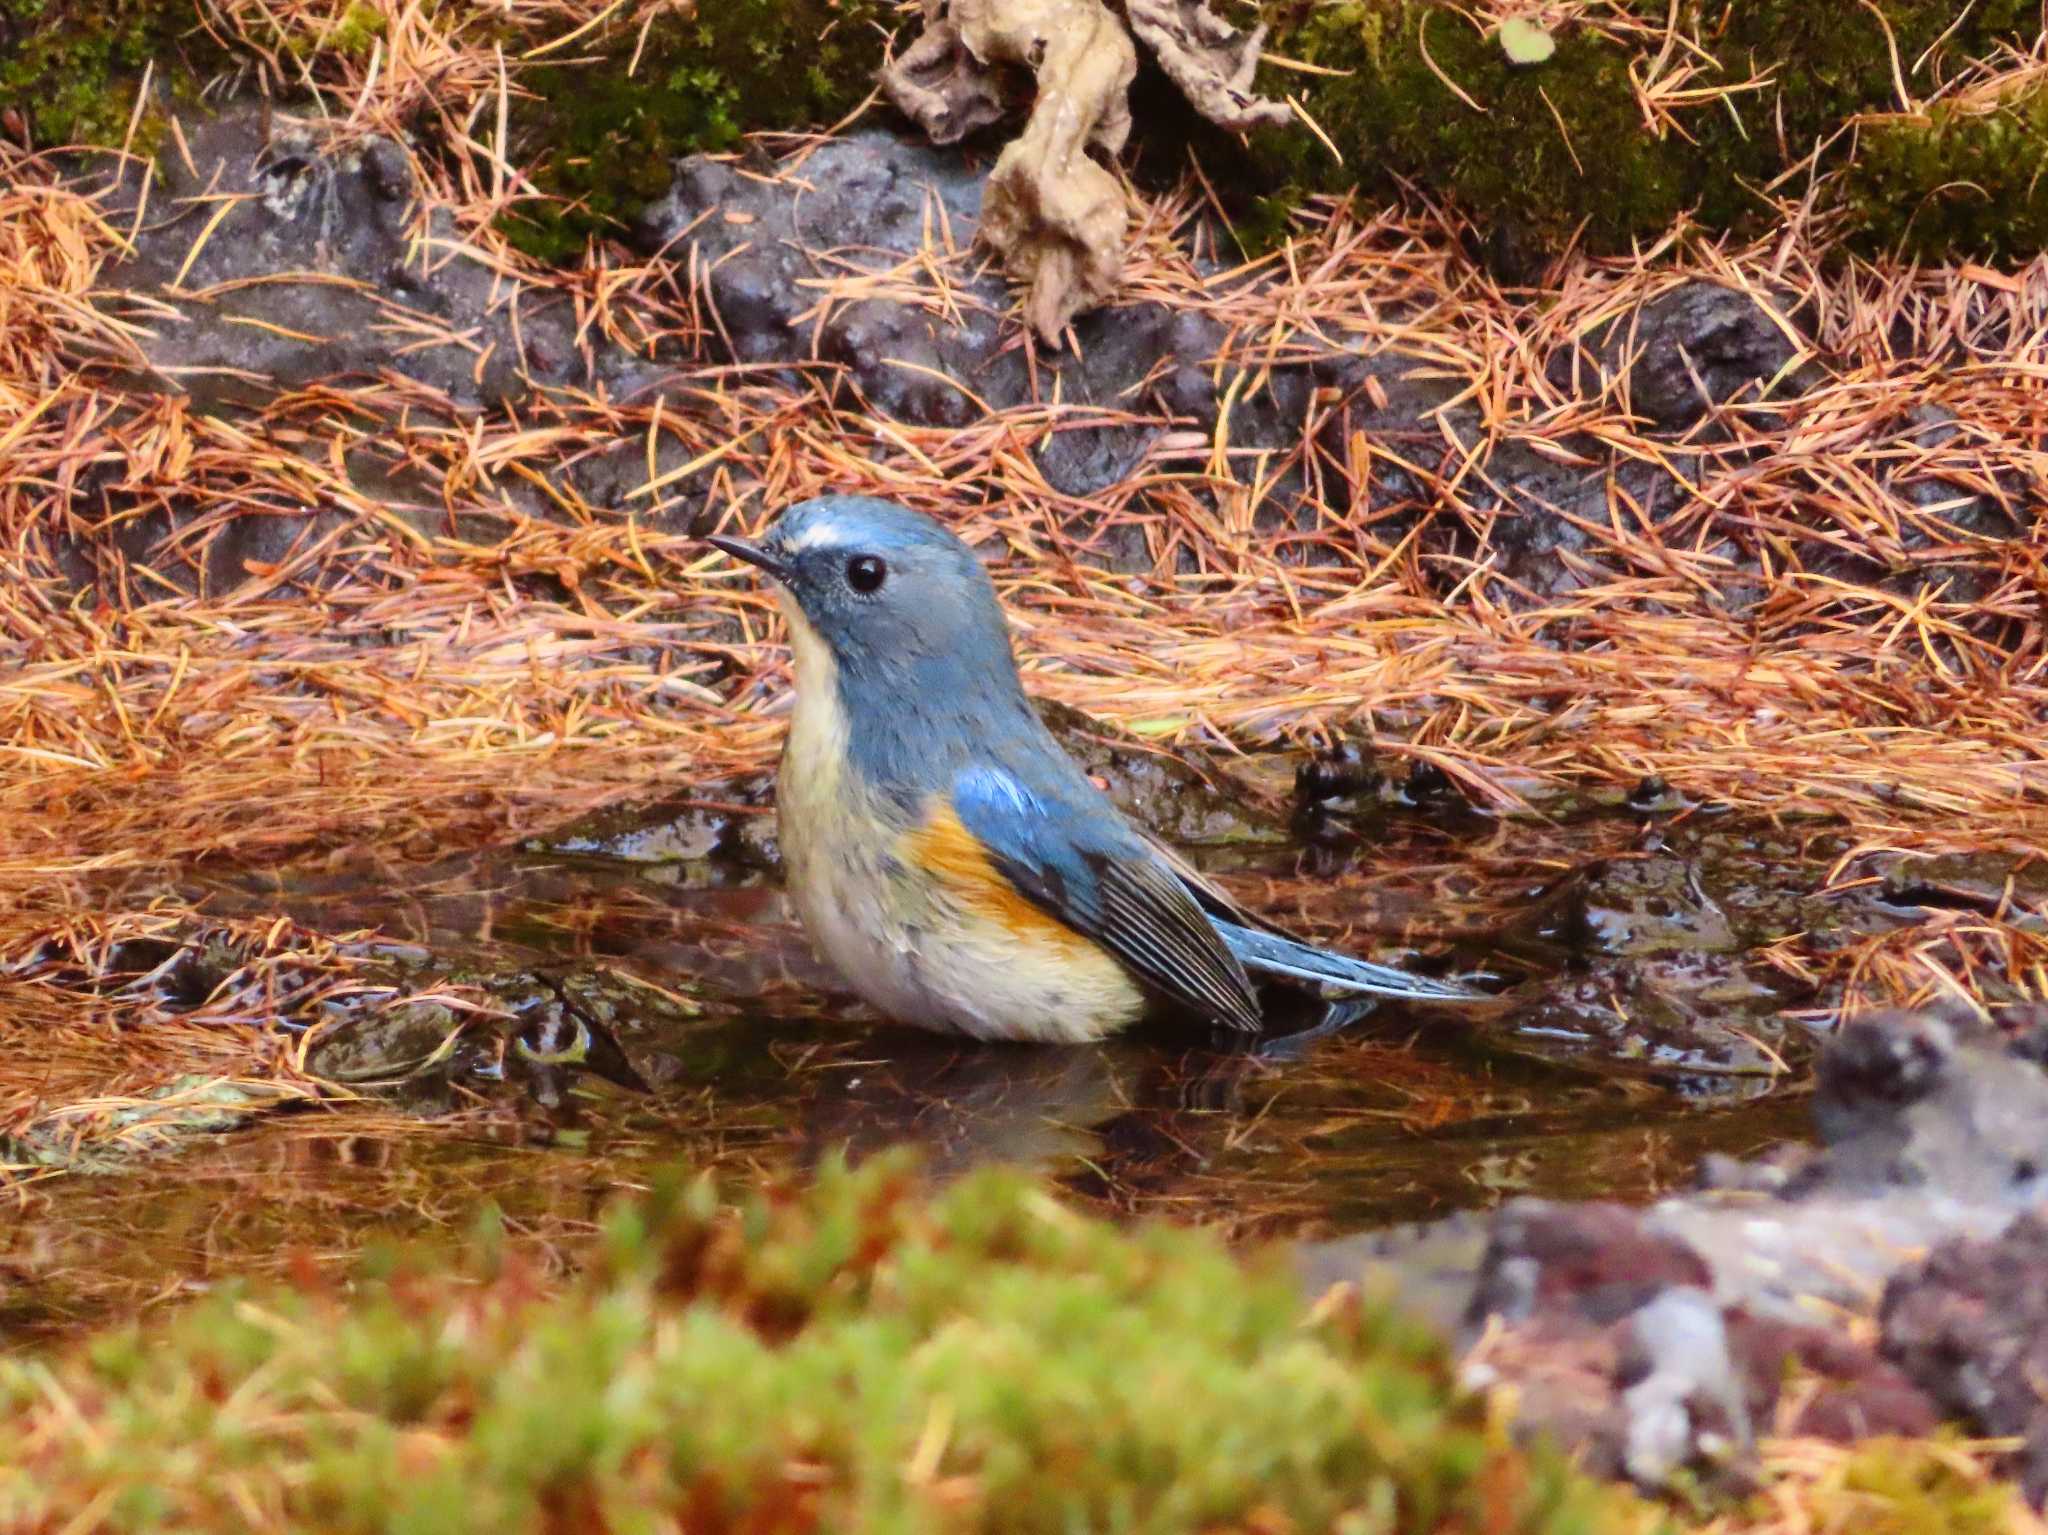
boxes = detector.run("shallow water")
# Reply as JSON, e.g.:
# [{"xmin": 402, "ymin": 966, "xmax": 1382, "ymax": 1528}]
[{"xmin": 3, "ymin": 784, "xmax": 1868, "ymax": 1340}]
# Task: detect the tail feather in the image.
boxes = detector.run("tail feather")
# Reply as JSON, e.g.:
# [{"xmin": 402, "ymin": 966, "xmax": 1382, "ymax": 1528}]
[{"xmin": 1216, "ymin": 920, "xmax": 1483, "ymax": 1003}]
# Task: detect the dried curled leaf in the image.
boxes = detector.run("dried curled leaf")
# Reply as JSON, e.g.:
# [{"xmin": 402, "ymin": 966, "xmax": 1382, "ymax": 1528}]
[
  {"xmin": 879, "ymin": 0, "xmax": 1012, "ymax": 146},
  {"xmin": 882, "ymin": 0, "xmax": 1290, "ymax": 344},
  {"xmin": 1125, "ymin": 0, "xmax": 1292, "ymax": 134},
  {"xmin": 890, "ymin": 0, "xmax": 1136, "ymax": 343}
]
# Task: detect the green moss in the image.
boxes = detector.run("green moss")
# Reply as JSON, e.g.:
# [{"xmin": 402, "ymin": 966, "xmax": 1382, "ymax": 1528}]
[
  {"xmin": 1231, "ymin": 0, "xmax": 2040, "ymax": 259},
  {"xmin": 1781, "ymin": 1438, "xmax": 2026, "ymax": 1534},
  {"xmin": 0, "ymin": 0, "xmax": 225, "ymax": 152},
  {"xmin": 0, "ymin": 1155, "xmax": 1665, "ymax": 1534},
  {"xmin": 1841, "ymin": 86, "xmax": 2048, "ymax": 261},
  {"xmin": 500, "ymin": 0, "xmax": 903, "ymax": 262},
  {"xmin": 301, "ymin": 0, "xmax": 385, "ymax": 59}
]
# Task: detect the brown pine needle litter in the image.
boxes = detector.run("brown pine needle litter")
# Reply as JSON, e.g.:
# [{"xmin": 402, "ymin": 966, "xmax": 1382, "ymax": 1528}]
[
  {"xmin": 3, "ymin": 8, "xmax": 2048, "ymax": 1522},
  {"xmin": 6, "ymin": 90, "xmax": 2048, "ymax": 1163}
]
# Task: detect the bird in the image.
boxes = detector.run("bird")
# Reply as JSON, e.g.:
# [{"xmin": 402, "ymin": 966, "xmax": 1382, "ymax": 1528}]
[{"xmin": 706, "ymin": 494, "xmax": 1483, "ymax": 1044}]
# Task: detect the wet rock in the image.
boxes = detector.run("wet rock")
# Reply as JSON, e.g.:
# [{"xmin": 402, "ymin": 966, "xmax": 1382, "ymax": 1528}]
[
  {"xmin": 1880, "ymin": 1210, "xmax": 2048, "ymax": 1504},
  {"xmin": 307, "ymin": 1000, "xmax": 464, "ymax": 1085},
  {"xmin": 1034, "ymin": 699, "xmax": 1286, "ymax": 846},
  {"xmin": 1547, "ymin": 281, "xmax": 1817, "ymax": 429},
  {"xmin": 1500, "ymin": 959, "xmax": 1790, "ymax": 1086},
  {"xmin": 531, "ymin": 776, "xmax": 782, "ymax": 877},
  {"xmin": 1310, "ymin": 1011, "xmax": 2048, "ymax": 1494},
  {"xmin": 1554, "ymin": 851, "xmax": 1741, "ymax": 958},
  {"xmin": 2, "ymin": 1076, "xmax": 298, "ymax": 1173},
  {"xmin": 1868, "ymin": 849, "xmax": 2048, "ymax": 930},
  {"xmin": 1625, "ymin": 775, "xmax": 1691, "ymax": 815},
  {"xmin": 1487, "ymin": 835, "xmax": 1804, "ymax": 1084},
  {"xmin": 97, "ymin": 108, "xmax": 586, "ymax": 414},
  {"xmin": 1293, "ymin": 740, "xmax": 1381, "ymax": 807}
]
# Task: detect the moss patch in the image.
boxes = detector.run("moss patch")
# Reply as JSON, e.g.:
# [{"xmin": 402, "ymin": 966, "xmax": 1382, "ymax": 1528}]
[
  {"xmin": 1231, "ymin": 0, "xmax": 2039, "ymax": 260},
  {"xmin": 0, "ymin": 1154, "xmax": 1664, "ymax": 1533},
  {"xmin": 500, "ymin": 0, "xmax": 903, "ymax": 261},
  {"xmin": 1794, "ymin": 1438, "xmax": 2024, "ymax": 1534},
  {"xmin": 1841, "ymin": 86, "xmax": 2048, "ymax": 262},
  {"xmin": 0, "ymin": 0, "xmax": 226, "ymax": 153}
]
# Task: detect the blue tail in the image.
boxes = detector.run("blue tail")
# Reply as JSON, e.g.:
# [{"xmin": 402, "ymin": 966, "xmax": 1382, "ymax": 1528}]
[{"xmin": 1216, "ymin": 920, "xmax": 1484, "ymax": 1003}]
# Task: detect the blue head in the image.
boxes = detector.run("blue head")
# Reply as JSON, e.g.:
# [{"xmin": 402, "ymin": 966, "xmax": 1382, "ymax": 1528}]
[{"xmin": 708, "ymin": 497, "xmax": 1036, "ymax": 785}]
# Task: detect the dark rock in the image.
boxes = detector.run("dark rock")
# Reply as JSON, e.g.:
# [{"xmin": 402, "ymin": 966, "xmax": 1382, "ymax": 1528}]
[
  {"xmin": 1294, "ymin": 741, "xmax": 1379, "ymax": 806},
  {"xmin": 633, "ymin": 128, "xmax": 1456, "ymax": 520},
  {"xmin": 1034, "ymin": 700, "xmax": 1287, "ymax": 846},
  {"xmin": 532, "ymin": 698, "xmax": 1284, "ymax": 870},
  {"xmin": 1548, "ymin": 281, "xmax": 1817, "ymax": 429},
  {"xmin": 1497, "ymin": 959, "xmax": 1787, "ymax": 1084},
  {"xmin": 1554, "ymin": 851, "xmax": 1740, "ymax": 959},
  {"xmin": 1724, "ymin": 1309, "xmax": 1938, "ymax": 1443},
  {"xmin": 97, "ymin": 109, "xmax": 586, "ymax": 414},
  {"xmin": 1468, "ymin": 1200, "xmax": 1711, "ymax": 1328},
  {"xmin": 62, "ymin": 113, "xmax": 2020, "ymax": 624},
  {"xmin": 530, "ymin": 775, "xmax": 782, "ymax": 877},
  {"xmin": 1881, "ymin": 1210, "xmax": 2048, "ymax": 1504}
]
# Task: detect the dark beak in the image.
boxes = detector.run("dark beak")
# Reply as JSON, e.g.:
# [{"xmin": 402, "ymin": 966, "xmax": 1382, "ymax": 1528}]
[{"xmin": 706, "ymin": 533, "xmax": 792, "ymax": 583}]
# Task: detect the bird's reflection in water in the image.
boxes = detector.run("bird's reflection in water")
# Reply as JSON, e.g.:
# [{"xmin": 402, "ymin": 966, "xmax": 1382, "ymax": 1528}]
[{"xmin": 792, "ymin": 1031, "xmax": 1284, "ymax": 1199}]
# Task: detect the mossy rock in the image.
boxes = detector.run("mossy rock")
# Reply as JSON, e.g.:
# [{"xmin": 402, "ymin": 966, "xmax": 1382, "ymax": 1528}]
[
  {"xmin": 1842, "ymin": 84, "xmax": 2048, "ymax": 262},
  {"xmin": 1232, "ymin": 0, "xmax": 2039, "ymax": 262},
  {"xmin": 0, "ymin": 0, "xmax": 228, "ymax": 154},
  {"xmin": 500, "ymin": 0, "xmax": 905, "ymax": 261}
]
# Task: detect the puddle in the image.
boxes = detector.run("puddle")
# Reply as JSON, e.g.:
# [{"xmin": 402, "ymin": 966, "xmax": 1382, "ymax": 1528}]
[
  {"xmin": 5, "ymin": 777, "xmax": 1891, "ymax": 1340},
  {"xmin": 14, "ymin": 704, "xmax": 2024, "ymax": 1346}
]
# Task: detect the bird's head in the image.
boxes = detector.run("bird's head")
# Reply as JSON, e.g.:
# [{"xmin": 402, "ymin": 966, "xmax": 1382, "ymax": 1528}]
[{"xmin": 708, "ymin": 496, "xmax": 1021, "ymax": 691}]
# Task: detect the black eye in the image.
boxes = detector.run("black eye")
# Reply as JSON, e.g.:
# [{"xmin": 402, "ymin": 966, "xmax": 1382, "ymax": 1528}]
[{"xmin": 846, "ymin": 554, "xmax": 887, "ymax": 594}]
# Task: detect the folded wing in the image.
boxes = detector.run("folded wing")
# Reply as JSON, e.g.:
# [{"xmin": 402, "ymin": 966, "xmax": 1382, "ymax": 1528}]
[{"xmin": 950, "ymin": 766, "xmax": 1264, "ymax": 1033}]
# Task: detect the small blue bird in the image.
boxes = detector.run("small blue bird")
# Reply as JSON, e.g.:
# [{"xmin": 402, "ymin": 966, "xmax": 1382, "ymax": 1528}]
[{"xmin": 708, "ymin": 495, "xmax": 1481, "ymax": 1043}]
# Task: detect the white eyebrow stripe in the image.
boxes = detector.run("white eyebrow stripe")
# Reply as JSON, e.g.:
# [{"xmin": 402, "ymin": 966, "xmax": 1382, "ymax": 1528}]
[{"xmin": 784, "ymin": 516, "xmax": 849, "ymax": 553}]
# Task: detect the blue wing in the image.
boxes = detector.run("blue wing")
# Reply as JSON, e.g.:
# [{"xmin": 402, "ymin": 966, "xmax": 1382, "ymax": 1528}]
[
  {"xmin": 1135, "ymin": 824, "xmax": 1484, "ymax": 1003},
  {"xmin": 1211, "ymin": 919, "xmax": 1483, "ymax": 1002},
  {"xmin": 951, "ymin": 766, "xmax": 1264, "ymax": 1033}
]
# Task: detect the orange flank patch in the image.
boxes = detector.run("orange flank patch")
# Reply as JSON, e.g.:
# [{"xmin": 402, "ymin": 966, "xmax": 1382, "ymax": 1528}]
[{"xmin": 905, "ymin": 801, "xmax": 1099, "ymax": 959}]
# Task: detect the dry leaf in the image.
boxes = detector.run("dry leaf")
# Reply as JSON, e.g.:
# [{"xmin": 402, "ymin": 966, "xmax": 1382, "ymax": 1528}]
[{"xmin": 1126, "ymin": 0, "xmax": 1291, "ymax": 133}]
